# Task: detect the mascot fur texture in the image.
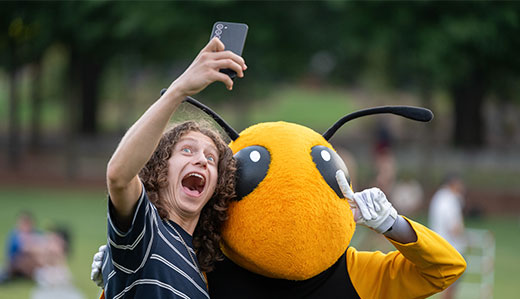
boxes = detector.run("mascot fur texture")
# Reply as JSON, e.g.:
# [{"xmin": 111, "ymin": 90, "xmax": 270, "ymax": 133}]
[{"xmin": 222, "ymin": 121, "xmax": 355, "ymax": 280}]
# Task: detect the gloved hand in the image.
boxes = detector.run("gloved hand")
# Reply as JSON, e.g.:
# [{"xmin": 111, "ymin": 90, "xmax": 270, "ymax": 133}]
[
  {"xmin": 336, "ymin": 170, "xmax": 397, "ymax": 233},
  {"xmin": 91, "ymin": 245, "xmax": 107, "ymax": 288}
]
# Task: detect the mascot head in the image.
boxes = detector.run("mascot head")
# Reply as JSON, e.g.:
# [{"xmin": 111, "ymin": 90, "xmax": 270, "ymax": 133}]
[{"xmin": 184, "ymin": 97, "xmax": 432, "ymax": 280}]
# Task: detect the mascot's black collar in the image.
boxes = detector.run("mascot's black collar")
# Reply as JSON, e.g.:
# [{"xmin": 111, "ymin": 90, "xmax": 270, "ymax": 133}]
[{"xmin": 207, "ymin": 249, "xmax": 360, "ymax": 299}]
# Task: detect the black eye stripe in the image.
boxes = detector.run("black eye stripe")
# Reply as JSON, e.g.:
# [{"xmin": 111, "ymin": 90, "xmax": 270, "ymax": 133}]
[
  {"xmin": 311, "ymin": 145, "xmax": 350, "ymax": 198},
  {"xmin": 233, "ymin": 146, "xmax": 270, "ymax": 200}
]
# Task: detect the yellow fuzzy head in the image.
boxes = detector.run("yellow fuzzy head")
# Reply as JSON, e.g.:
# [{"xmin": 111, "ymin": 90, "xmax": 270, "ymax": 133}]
[{"xmin": 222, "ymin": 121, "xmax": 355, "ymax": 280}]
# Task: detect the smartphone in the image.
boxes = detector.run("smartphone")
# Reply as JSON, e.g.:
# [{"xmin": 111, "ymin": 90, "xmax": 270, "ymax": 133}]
[{"xmin": 210, "ymin": 21, "xmax": 248, "ymax": 79}]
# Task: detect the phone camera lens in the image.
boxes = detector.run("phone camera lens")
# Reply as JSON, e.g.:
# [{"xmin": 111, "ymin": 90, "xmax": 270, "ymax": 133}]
[
  {"xmin": 216, "ymin": 24, "xmax": 224, "ymax": 30},
  {"xmin": 215, "ymin": 29, "xmax": 222, "ymax": 35}
]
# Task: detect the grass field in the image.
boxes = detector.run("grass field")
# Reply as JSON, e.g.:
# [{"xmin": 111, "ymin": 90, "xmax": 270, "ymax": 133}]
[{"xmin": 0, "ymin": 186, "xmax": 518, "ymax": 298}]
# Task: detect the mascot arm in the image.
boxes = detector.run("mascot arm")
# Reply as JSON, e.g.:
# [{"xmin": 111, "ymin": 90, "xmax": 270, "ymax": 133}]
[{"xmin": 346, "ymin": 217, "xmax": 466, "ymax": 299}]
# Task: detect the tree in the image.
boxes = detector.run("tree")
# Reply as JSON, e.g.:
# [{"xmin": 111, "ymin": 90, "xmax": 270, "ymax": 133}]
[
  {"xmin": 337, "ymin": 2, "xmax": 520, "ymax": 148},
  {"xmin": 3, "ymin": 1, "xmax": 519, "ymax": 147},
  {"xmin": 0, "ymin": 2, "xmax": 53, "ymax": 168}
]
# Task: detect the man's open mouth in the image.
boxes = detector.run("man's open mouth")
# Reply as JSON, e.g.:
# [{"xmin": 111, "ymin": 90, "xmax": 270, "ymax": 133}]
[{"xmin": 181, "ymin": 172, "xmax": 206, "ymax": 196}]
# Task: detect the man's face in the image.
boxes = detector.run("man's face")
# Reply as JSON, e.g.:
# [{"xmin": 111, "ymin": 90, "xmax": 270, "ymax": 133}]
[
  {"xmin": 166, "ymin": 131, "xmax": 219, "ymax": 218},
  {"xmin": 452, "ymin": 179, "xmax": 465, "ymax": 197},
  {"xmin": 18, "ymin": 215, "xmax": 33, "ymax": 233}
]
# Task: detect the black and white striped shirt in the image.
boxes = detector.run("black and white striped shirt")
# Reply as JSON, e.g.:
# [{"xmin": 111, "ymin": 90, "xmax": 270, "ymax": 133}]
[{"xmin": 102, "ymin": 184, "xmax": 209, "ymax": 299}]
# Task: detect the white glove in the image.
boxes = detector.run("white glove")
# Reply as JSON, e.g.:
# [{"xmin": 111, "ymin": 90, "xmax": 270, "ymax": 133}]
[
  {"xmin": 336, "ymin": 170, "xmax": 397, "ymax": 233},
  {"xmin": 91, "ymin": 245, "xmax": 107, "ymax": 288}
]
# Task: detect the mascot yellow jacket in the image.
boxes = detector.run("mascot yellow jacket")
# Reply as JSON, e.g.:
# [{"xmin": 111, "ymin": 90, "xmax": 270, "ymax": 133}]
[
  {"xmin": 97, "ymin": 98, "xmax": 466, "ymax": 299},
  {"xmin": 195, "ymin": 99, "xmax": 466, "ymax": 299}
]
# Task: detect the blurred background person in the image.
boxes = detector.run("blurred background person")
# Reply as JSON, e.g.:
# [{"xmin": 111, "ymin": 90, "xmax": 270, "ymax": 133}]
[
  {"xmin": 372, "ymin": 119, "xmax": 396, "ymax": 195},
  {"xmin": 31, "ymin": 226, "xmax": 84, "ymax": 299},
  {"xmin": 1, "ymin": 211, "xmax": 41, "ymax": 283},
  {"xmin": 428, "ymin": 173, "xmax": 467, "ymax": 299},
  {"xmin": 1, "ymin": 213, "xmax": 83, "ymax": 298},
  {"xmin": 392, "ymin": 173, "xmax": 424, "ymax": 217}
]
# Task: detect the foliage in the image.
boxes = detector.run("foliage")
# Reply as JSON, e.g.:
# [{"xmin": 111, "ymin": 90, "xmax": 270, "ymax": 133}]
[{"xmin": 1, "ymin": 1, "xmax": 520, "ymax": 143}]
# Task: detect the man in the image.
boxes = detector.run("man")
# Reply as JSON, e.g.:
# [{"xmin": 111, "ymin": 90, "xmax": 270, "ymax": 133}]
[{"xmin": 429, "ymin": 173, "xmax": 467, "ymax": 299}]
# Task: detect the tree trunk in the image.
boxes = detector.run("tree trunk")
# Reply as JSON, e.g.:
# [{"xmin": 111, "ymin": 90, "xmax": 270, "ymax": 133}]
[
  {"xmin": 418, "ymin": 81, "xmax": 434, "ymax": 191},
  {"xmin": 30, "ymin": 62, "xmax": 43, "ymax": 152},
  {"xmin": 450, "ymin": 74, "xmax": 486, "ymax": 148},
  {"xmin": 7, "ymin": 38, "xmax": 21, "ymax": 170},
  {"xmin": 8, "ymin": 66, "xmax": 21, "ymax": 170},
  {"xmin": 80, "ymin": 58, "xmax": 103, "ymax": 135},
  {"xmin": 65, "ymin": 49, "xmax": 81, "ymax": 180}
]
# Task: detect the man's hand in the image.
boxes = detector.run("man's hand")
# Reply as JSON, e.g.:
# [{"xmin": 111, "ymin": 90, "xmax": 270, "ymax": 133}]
[
  {"xmin": 91, "ymin": 245, "xmax": 107, "ymax": 288},
  {"xmin": 166, "ymin": 37, "xmax": 247, "ymax": 97},
  {"xmin": 336, "ymin": 170, "xmax": 397, "ymax": 233}
]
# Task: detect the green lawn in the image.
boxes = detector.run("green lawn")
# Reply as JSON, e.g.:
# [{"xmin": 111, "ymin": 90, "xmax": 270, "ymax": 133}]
[
  {"xmin": 462, "ymin": 216, "xmax": 520, "ymax": 298},
  {"xmin": 1, "ymin": 186, "xmax": 518, "ymax": 298}
]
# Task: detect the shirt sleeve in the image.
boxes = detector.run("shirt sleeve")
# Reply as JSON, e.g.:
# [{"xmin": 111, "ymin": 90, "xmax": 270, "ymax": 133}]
[
  {"xmin": 6, "ymin": 231, "xmax": 19, "ymax": 260},
  {"xmin": 346, "ymin": 217, "xmax": 467, "ymax": 299},
  {"xmin": 106, "ymin": 183, "xmax": 157, "ymax": 274}
]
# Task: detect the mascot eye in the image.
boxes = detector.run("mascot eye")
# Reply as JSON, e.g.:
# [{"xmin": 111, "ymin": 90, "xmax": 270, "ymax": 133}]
[
  {"xmin": 311, "ymin": 145, "xmax": 351, "ymax": 198},
  {"xmin": 234, "ymin": 146, "xmax": 271, "ymax": 200}
]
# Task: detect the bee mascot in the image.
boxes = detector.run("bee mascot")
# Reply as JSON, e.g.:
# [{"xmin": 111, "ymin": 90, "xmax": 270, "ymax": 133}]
[{"xmin": 92, "ymin": 97, "xmax": 466, "ymax": 299}]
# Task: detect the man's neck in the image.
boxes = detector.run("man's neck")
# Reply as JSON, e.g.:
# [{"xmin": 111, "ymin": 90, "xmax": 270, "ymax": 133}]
[{"xmin": 168, "ymin": 213, "xmax": 200, "ymax": 235}]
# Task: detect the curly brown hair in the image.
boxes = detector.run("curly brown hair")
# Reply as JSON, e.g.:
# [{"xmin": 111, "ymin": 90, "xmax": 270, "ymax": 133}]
[{"xmin": 139, "ymin": 121, "xmax": 236, "ymax": 272}]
